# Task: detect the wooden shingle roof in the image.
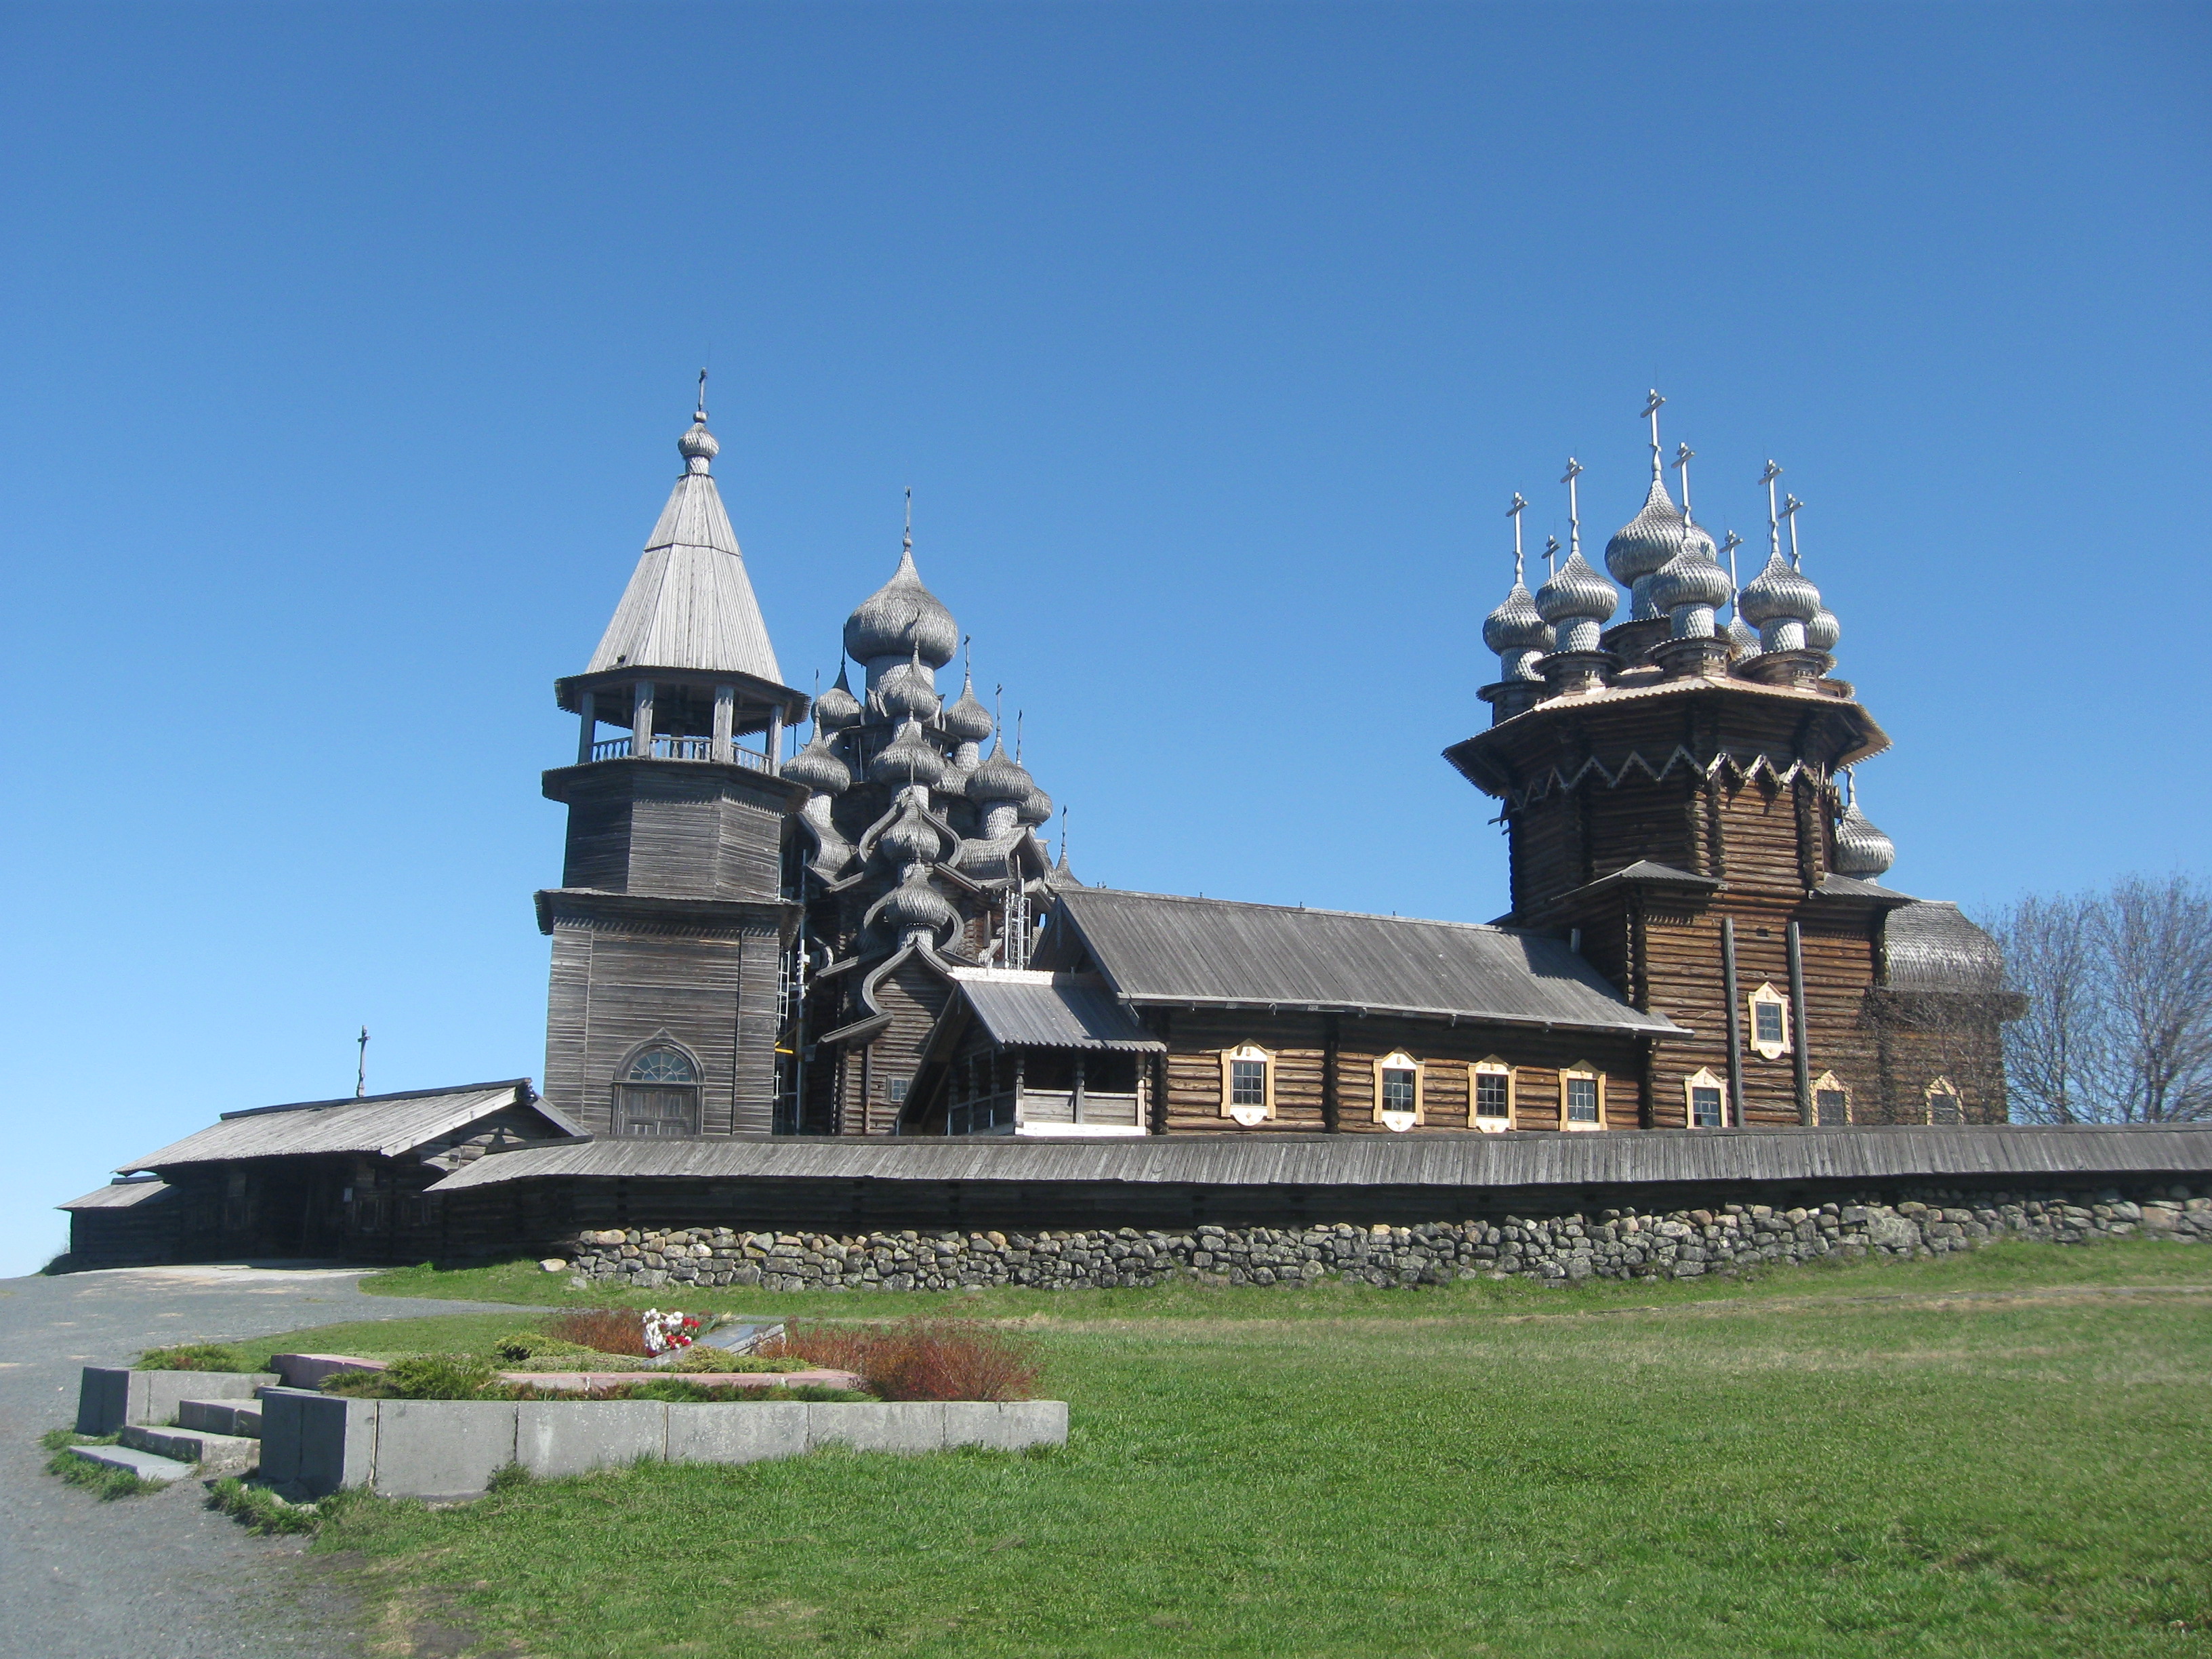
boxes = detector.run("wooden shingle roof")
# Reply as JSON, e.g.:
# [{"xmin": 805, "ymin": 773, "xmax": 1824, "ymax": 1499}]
[
  {"xmin": 425, "ymin": 1122, "xmax": 2212, "ymax": 1195},
  {"xmin": 1045, "ymin": 888, "xmax": 1685, "ymax": 1037},
  {"xmin": 116, "ymin": 1080, "xmax": 577, "ymax": 1172}
]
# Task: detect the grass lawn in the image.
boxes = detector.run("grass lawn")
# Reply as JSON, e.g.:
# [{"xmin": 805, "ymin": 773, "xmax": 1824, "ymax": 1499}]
[{"xmin": 290, "ymin": 1242, "xmax": 2212, "ymax": 1656}]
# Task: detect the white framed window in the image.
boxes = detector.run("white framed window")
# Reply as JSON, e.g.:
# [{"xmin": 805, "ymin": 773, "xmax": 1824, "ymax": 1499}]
[
  {"xmin": 1925, "ymin": 1077, "xmax": 1962, "ymax": 1126},
  {"xmin": 1683, "ymin": 1066, "xmax": 1726, "ymax": 1130},
  {"xmin": 1559, "ymin": 1062, "xmax": 1606, "ymax": 1131},
  {"xmin": 1748, "ymin": 983, "xmax": 1792, "ymax": 1061},
  {"xmin": 1220, "ymin": 1045, "xmax": 1275, "ymax": 1126},
  {"xmin": 1371, "ymin": 1050, "xmax": 1422, "ymax": 1132},
  {"xmin": 1813, "ymin": 1070, "xmax": 1851, "ymax": 1127},
  {"xmin": 1471, "ymin": 1057, "xmax": 1514, "ymax": 1133}
]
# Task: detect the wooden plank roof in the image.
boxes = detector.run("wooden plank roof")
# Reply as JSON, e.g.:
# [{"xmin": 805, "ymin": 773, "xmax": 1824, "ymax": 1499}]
[
  {"xmin": 117, "ymin": 1080, "xmax": 575, "ymax": 1172},
  {"xmin": 586, "ymin": 463, "xmax": 784, "ymax": 682},
  {"xmin": 1046, "ymin": 888, "xmax": 1685, "ymax": 1036},
  {"xmin": 949, "ymin": 970, "xmax": 1165, "ymax": 1052},
  {"xmin": 58, "ymin": 1176, "xmax": 174, "ymax": 1211},
  {"xmin": 424, "ymin": 1122, "xmax": 2212, "ymax": 1195}
]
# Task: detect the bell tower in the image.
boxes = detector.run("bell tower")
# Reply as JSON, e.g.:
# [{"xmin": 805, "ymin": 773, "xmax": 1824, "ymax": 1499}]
[{"xmin": 535, "ymin": 380, "xmax": 811, "ymax": 1137}]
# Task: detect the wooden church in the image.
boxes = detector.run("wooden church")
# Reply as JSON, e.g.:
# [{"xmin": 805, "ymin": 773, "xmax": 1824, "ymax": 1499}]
[
  {"xmin": 67, "ymin": 385, "xmax": 2028, "ymax": 1263},
  {"xmin": 537, "ymin": 385, "xmax": 2011, "ymax": 1151}
]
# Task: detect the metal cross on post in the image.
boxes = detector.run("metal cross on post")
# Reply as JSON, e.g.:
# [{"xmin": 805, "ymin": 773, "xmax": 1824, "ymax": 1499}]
[
  {"xmin": 1543, "ymin": 533, "xmax": 1561, "ymax": 579},
  {"xmin": 1720, "ymin": 530, "xmax": 1744, "ymax": 623},
  {"xmin": 1560, "ymin": 458, "xmax": 1585, "ymax": 560},
  {"xmin": 1782, "ymin": 493, "xmax": 1805, "ymax": 569},
  {"xmin": 355, "ymin": 1027, "xmax": 369, "ymax": 1099},
  {"xmin": 1507, "ymin": 492, "xmax": 1528, "ymax": 583},
  {"xmin": 695, "ymin": 368, "xmax": 708, "ymax": 423},
  {"xmin": 1759, "ymin": 460, "xmax": 1785, "ymax": 562},
  {"xmin": 1672, "ymin": 441, "xmax": 1698, "ymax": 523},
  {"xmin": 1641, "ymin": 388, "xmax": 1666, "ymax": 477}
]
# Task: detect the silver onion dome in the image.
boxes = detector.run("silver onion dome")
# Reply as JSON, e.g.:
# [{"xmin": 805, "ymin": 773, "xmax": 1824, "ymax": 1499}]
[
  {"xmin": 878, "ymin": 802, "xmax": 946, "ymax": 867},
  {"xmin": 1727, "ymin": 611, "xmax": 1760, "ymax": 656},
  {"xmin": 781, "ymin": 729, "xmax": 852, "ymax": 795},
  {"xmin": 867, "ymin": 716, "xmax": 947, "ymax": 790},
  {"xmin": 844, "ymin": 545, "xmax": 959, "ymax": 668},
  {"xmin": 874, "ymin": 651, "xmax": 942, "ymax": 720},
  {"xmin": 1832, "ymin": 793, "xmax": 1896, "ymax": 878},
  {"xmin": 941, "ymin": 674, "xmax": 994, "ymax": 743},
  {"xmin": 965, "ymin": 743, "xmax": 1033, "ymax": 805},
  {"xmin": 1805, "ymin": 605, "xmax": 1841, "ymax": 654},
  {"xmin": 1017, "ymin": 783, "xmax": 1054, "ymax": 826},
  {"xmin": 1604, "ymin": 477, "xmax": 1687, "ymax": 617},
  {"xmin": 814, "ymin": 664, "xmax": 863, "ymax": 731},
  {"xmin": 1535, "ymin": 552, "xmax": 1619, "ymax": 655},
  {"xmin": 1536, "ymin": 552, "xmax": 1619, "ymax": 624},
  {"xmin": 1738, "ymin": 552, "xmax": 1823, "ymax": 651},
  {"xmin": 1483, "ymin": 579, "xmax": 1551, "ymax": 655},
  {"xmin": 1647, "ymin": 540, "xmax": 1734, "ymax": 622},
  {"xmin": 676, "ymin": 415, "xmax": 720, "ymax": 472},
  {"xmin": 865, "ymin": 863, "xmax": 958, "ymax": 938}
]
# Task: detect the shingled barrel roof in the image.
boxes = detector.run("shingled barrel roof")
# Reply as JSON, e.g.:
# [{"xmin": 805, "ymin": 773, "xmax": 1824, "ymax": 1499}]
[{"xmin": 1042, "ymin": 888, "xmax": 1686, "ymax": 1037}]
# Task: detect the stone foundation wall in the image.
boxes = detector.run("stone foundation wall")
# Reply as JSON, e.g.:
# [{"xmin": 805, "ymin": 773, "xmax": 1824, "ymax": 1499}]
[{"xmin": 557, "ymin": 1184, "xmax": 2212, "ymax": 1293}]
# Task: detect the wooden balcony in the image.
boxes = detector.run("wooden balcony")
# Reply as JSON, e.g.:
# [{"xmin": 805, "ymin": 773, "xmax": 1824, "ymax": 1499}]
[{"xmin": 945, "ymin": 1089, "xmax": 1145, "ymax": 1138}]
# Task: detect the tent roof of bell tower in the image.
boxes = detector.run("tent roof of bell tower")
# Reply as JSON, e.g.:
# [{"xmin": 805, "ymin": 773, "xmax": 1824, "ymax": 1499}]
[{"xmin": 585, "ymin": 398, "xmax": 786, "ymax": 685}]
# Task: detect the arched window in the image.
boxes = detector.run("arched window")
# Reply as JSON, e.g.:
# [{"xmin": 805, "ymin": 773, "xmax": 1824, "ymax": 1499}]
[
  {"xmin": 1683, "ymin": 1067, "xmax": 1727, "ymax": 1130},
  {"xmin": 617, "ymin": 1043, "xmax": 701, "ymax": 1136}
]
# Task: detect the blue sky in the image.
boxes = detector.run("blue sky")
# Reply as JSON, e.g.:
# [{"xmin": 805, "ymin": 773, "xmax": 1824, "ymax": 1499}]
[{"xmin": 2, "ymin": 3, "xmax": 2206, "ymax": 1275}]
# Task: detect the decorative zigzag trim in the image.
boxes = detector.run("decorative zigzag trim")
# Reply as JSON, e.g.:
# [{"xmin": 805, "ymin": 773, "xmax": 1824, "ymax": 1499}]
[{"xmin": 1503, "ymin": 745, "xmax": 1826, "ymax": 811}]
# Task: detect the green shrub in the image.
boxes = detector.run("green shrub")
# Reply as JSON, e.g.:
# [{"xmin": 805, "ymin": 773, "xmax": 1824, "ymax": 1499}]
[
  {"xmin": 323, "ymin": 1354, "xmax": 497, "ymax": 1400},
  {"xmin": 493, "ymin": 1331, "xmax": 602, "ymax": 1363},
  {"xmin": 136, "ymin": 1343, "xmax": 253, "ymax": 1372}
]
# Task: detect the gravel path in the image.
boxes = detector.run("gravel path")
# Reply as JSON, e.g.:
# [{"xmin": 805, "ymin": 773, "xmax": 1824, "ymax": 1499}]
[{"xmin": 0, "ymin": 1264, "xmax": 535, "ymax": 1659}]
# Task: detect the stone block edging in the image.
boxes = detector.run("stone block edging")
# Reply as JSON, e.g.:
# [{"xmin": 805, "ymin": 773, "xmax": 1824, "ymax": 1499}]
[
  {"xmin": 256, "ymin": 1391, "xmax": 1068, "ymax": 1500},
  {"xmin": 75, "ymin": 1368, "xmax": 281, "ymax": 1437}
]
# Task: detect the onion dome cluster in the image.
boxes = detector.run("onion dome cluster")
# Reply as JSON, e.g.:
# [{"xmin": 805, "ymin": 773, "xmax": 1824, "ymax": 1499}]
[
  {"xmin": 1738, "ymin": 552, "xmax": 1825, "ymax": 653},
  {"xmin": 1535, "ymin": 552, "xmax": 1620, "ymax": 655},
  {"xmin": 1647, "ymin": 519, "xmax": 1735, "ymax": 640},
  {"xmin": 843, "ymin": 544, "xmax": 959, "ymax": 670},
  {"xmin": 1483, "ymin": 577, "xmax": 1551, "ymax": 681},
  {"xmin": 1605, "ymin": 478, "xmax": 1687, "ymax": 620},
  {"xmin": 876, "ymin": 794, "xmax": 947, "ymax": 866}
]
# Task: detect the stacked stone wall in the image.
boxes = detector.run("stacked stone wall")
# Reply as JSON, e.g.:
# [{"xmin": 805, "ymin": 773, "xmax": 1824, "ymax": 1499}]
[{"xmin": 558, "ymin": 1185, "xmax": 2212, "ymax": 1293}]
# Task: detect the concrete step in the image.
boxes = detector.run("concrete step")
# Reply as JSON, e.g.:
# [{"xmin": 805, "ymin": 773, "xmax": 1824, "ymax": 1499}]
[
  {"xmin": 66, "ymin": 1443, "xmax": 195, "ymax": 1482},
  {"xmin": 178, "ymin": 1398, "xmax": 262, "ymax": 1437},
  {"xmin": 118, "ymin": 1423, "xmax": 260, "ymax": 1475}
]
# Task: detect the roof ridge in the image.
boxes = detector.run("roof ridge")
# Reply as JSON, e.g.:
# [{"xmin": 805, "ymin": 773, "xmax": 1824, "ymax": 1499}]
[
  {"xmin": 218, "ymin": 1078, "xmax": 531, "ymax": 1122},
  {"xmin": 1062, "ymin": 886, "xmax": 1512, "ymax": 935}
]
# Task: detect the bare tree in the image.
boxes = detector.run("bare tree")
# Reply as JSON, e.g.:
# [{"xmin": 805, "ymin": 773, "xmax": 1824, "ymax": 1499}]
[
  {"xmin": 1984, "ymin": 875, "xmax": 2212, "ymax": 1123},
  {"xmin": 2097, "ymin": 876, "xmax": 2212, "ymax": 1121}
]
